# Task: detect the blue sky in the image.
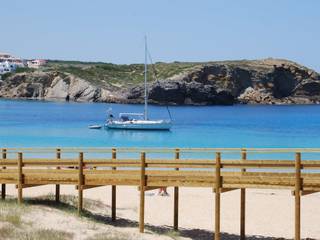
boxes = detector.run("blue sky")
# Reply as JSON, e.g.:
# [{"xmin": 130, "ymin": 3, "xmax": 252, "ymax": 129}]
[{"xmin": 1, "ymin": 0, "xmax": 320, "ymax": 71}]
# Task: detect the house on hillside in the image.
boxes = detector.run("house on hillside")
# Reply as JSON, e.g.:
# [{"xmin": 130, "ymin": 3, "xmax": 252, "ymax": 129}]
[
  {"xmin": 27, "ymin": 59, "xmax": 47, "ymax": 68},
  {"xmin": 0, "ymin": 61, "xmax": 17, "ymax": 80},
  {"xmin": 0, "ymin": 52, "xmax": 26, "ymax": 68}
]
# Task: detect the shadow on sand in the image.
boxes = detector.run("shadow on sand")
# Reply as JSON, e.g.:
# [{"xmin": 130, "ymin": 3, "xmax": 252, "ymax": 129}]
[{"xmin": 22, "ymin": 196, "xmax": 313, "ymax": 240}]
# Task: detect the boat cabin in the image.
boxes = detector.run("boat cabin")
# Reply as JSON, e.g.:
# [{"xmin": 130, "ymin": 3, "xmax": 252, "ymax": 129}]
[{"xmin": 119, "ymin": 113, "xmax": 144, "ymax": 122}]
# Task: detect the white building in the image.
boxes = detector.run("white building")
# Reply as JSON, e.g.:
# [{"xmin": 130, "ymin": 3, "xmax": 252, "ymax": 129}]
[
  {"xmin": 0, "ymin": 53, "xmax": 26, "ymax": 68},
  {"xmin": 0, "ymin": 60, "xmax": 17, "ymax": 75}
]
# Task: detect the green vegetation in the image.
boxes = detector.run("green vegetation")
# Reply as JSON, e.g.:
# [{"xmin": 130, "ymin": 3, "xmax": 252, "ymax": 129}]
[
  {"xmin": 0, "ymin": 72, "xmax": 12, "ymax": 80},
  {"xmin": 0, "ymin": 195, "xmax": 183, "ymax": 240},
  {"xmin": 41, "ymin": 60, "xmax": 201, "ymax": 88},
  {"xmin": 0, "ymin": 228, "xmax": 74, "ymax": 240},
  {"xmin": 15, "ymin": 67, "xmax": 35, "ymax": 74},
  {"xmin": 22, "ymin": 229, "xmax": 73, "ymax": 240},
  {"xmin": 0, "ymin": 199, "xmax": 71, "ymax": 240},
  {"xmin": 0, "ymin": 200, "xmax": 28, "ymax": 226},
  {"xmin": 0, "ymin": 67, "xmax": 35, "ymax": 81},
  {"xmin": 165, "ymin": 230, "xmax": 180, "ymax": 240},
  {"xmin": 31, "ymin": 193, "xmax": 105, "ymax": 212},
  {"xmin": 0, "ymin": 198, "xmax": 73, "ymax": 240}
]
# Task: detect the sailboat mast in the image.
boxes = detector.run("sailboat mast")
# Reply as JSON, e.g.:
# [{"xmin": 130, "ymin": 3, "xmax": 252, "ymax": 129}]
[{"xmin": 144, "ymin": 36, "xmax": 148, "ymax": 120}]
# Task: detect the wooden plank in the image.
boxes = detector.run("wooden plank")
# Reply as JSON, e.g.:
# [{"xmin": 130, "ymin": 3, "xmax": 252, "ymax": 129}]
[
  {"xmin": 85, "ymin": 174, "xmax": 140, "ymax": 180},
  {"xmin": 147, "ymin": 174, "xmax": 216, "ymax": 180},
  {"xmin": 147, "ymin": 164, "xmax": 215, "ymax": 169},
  {"xmin": 222, "ymin": 176, "xmax": 297, "ymax": 186},
  {"xmin": 78, "ymin": 152, "xmax": 84, "ymax": 215},
  {"xmin": 0, "ymin": 169, "xmax": 76, "ymax": 174},
  {"xmin": 13, "ymin": 170, "xmax": 320, "ymax": 186},
  {"xmin": 1, "ymin": 148, "xmax": 7, "ymax": 199},
  {"xmin": 82, "ymin": 169, "xmax": 320, "ymax": 179},
  {"xmin": 221, "ymin": 160, "xmax": 295, "ymax": 169},
  {"xmin": 15, "ymin": 184, "xmax": 45, "ymax": 189},
  {"xmin": 174, "ymin": 148, "xmax": 179, "ymax": 231},
  {"xmin": 24, "ymin": 172, "xmax": 78, "ymax": 179},
  {"xmin": 295, "ymin": 152, "xmax": 301, "ymax": 240},
  {"xmin": 17, "ymin": 159, "xmax": 78, "ymax": 166},
  {"xmin": 146, "ymin": 159, "xmax": 215, "ymax": 165},
  {"xmin": 6, "ymin": 174, "xmax": 320, "ymax": 189},
  {"xmin": 17, "ymin": 152, "xmax": 23, "ymax": 204},
  {"xmin": 3, "ymin": 157, "xmax": 320, "ymax": 170},
  {"xmin": 300, "ymin": 190, "xmax": 319, "ymax": 196},
  {"xmin": 213, "ymin": 188, "xmax": 238, "ymax": 193},
  {"xmin": 302, "ymin": 190, "xmax": 319, "ymax": 196},
  {"xmin": 0, "ymin": 160, "xmax": 18, "ymax": 166},
  {"xmin": 84, "ymin": 162, "xmax": 140, "ymax": 168},
  {"xmin": 5, "ymin": 168, "xmax": 320, "ymax": 180},
  {"xmin": 147, "ymin": 180, "xmax": 214, "ymax": 188},
  {"xmin": 139, "ymin": 152, "xmax": 146, "ymax": 233},
  {"xmin": 215, "ymin": 152, "xmax": 221, "ymax": 240},
  {"xmin": 75, "ymin": 185, "xmax": 102, "ymax": 190},
  {"xmin": 23, "ymin": 180, "xmax": 78, "ymax": 185},
  {"xmin": 112, "ymin": 148, "xmax": 116, "ymax": 222},
  {"xmin": 301, "ymin": 160, "xmax": 320, "ymax": 169},
  {"xmin": 56, "ymin": 148, "xmax": 61, "ymax": 202}
]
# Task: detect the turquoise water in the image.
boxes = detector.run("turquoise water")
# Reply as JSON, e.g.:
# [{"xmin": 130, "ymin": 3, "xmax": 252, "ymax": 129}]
[{"xmin": 0, "ymin": 99, "xmax": 320, "ymax": 149}]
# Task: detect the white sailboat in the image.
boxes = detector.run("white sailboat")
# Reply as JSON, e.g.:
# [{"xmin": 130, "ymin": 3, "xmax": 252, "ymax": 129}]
[{"xmin": 105, "ymin": 37, "xmax": 172, "ymax": 130}]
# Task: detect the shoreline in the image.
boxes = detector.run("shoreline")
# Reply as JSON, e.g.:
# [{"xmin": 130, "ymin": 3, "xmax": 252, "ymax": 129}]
[{"xmin": 1, "ymin": 97, "xmax": 320, "ymax": 106}]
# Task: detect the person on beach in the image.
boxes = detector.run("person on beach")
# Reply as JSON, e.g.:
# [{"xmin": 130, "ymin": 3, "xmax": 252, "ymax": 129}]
[{"xmin": 158, "ymin": 187, "xmax": 169, "ymax": 196}]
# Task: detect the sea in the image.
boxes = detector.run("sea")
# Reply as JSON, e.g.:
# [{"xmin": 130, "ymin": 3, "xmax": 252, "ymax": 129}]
[
  {"xmin": 1, "ymin": 99, "xmax": 320, "ymax": 160},
  {"xmin": 1, "ymin": 99, "xmax": 320, "ymax": 148}
]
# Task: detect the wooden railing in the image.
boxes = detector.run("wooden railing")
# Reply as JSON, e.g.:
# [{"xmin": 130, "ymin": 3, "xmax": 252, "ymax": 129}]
[{"xmin": 1, "ymin": 148, "xmax": 320, "ymax": 240}]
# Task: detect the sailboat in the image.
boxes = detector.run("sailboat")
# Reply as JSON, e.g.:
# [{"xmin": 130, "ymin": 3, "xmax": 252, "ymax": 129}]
[{"xmin": 105, "ymin": 37, "xmax": 172, "ymax": 130}]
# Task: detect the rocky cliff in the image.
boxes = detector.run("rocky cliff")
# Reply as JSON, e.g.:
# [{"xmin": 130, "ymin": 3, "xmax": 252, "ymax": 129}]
[{"xmin": 0, "ymin": 58, "xmax": 319, "ymax": 105}]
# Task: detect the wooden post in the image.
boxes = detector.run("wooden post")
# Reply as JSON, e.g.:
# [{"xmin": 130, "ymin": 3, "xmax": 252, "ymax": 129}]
[
  {"xmin": 17, "ymin": 152, "xmax": 23, "ymax": 204},
  {"xmin": 214, "ymin": 152, "xmax": 221, "ymax": 240},
  {"xmin": 78, "ymin": 152, "xmax": 84, "ymax": 215},
  {"xmin": 173, "ymin": 148, "xmax": 179, "ymax": 231},
  {"xmin": 55, "ymin": 148, "xmax": 61, "ymax": 202},
  {"xmin": 111, "ymin": 148, "xmax": 117, "ymax": 221},
  {"xmin": 240, "ymin": 149, "xmax": 246, "ymax": 240},
  {"xmin": 1, "ymin": 149, "xmax": 7, "ymax": 199},
  {"xmin": 295, "ymin": 152, "xmax": 301, "ymax": 240},
  {"xmin": 139, "ymin": 152, "xmax": 146, "ymax": 233}
]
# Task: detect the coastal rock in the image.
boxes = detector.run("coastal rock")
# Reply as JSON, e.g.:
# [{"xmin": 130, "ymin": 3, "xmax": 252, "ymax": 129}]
[
  {"xmin": 1, "ymin": 58, "xmax": 320, "ymax": 105},
  {"xmin": 45, "ymin": 76, "xmax": 69, "ymax": 100},
  {"xmin": 238, "ymin": 87, "xmax": 274, "ymax": 104},
  {"xmin": 0, "ymin": 72, "xmax": 124, "ymax": 103},
  {"xmin": 148, "ymin": 81, "xmax": 186, "ymax": 104}
]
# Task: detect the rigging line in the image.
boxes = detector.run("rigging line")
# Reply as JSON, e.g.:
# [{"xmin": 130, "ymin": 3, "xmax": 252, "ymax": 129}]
[
  {"xmin": 147, "ymin": 49, "xmax": 173, "ymax": 122},
  {"xmin": 166, "ymin": 105, "xmax": 173, "ymax": 121}
]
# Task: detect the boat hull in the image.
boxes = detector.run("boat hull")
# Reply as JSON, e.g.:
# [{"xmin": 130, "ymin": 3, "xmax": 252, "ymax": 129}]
[{"xmin": 105, "ymin": 120, "xmax": 171, "ymax": 130}]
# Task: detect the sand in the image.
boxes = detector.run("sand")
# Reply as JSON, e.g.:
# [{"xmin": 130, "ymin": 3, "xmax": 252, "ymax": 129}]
[{"xmin": 4, "ymin": 185, "xmax": 320, "ymax": 239}]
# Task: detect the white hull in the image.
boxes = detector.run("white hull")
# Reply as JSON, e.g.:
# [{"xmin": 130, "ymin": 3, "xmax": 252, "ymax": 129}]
[{"xmin": 105, "ymin": 120, "xmax": 171, "ymax": 130}]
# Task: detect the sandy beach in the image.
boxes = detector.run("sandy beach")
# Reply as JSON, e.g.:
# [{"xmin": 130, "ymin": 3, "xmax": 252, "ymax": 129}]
[{"xmin": 3, "ymin": 184, "xmax": 320, "ymax": 239}]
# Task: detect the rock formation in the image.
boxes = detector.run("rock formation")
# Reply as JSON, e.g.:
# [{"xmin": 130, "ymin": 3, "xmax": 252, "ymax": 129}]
[{"xmin": 1, "ymin": 58, "xmax": 320, "ymax": 105}]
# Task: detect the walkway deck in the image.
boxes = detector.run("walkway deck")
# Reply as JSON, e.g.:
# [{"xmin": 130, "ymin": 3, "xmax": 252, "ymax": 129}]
[{"xmin": 1, "ymin": 147, "xmax": 320, "ymax": 240}]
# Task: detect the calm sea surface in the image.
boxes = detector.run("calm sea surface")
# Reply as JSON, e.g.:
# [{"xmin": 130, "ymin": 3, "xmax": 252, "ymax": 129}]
[{"xmin": 0, "ymin": 99, "xmax": 319, "ymax": 149}]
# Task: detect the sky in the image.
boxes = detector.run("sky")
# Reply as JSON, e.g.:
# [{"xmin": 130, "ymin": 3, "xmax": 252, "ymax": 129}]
[{"xmin": 1, "ymin": 0, "xmax": 320, "ymax": 71}]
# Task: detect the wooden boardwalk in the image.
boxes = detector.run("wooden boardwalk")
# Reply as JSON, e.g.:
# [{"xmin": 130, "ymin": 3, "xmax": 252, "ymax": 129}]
[{"xmin": 1, "ymin": 147, "xmax": 320, "ymax": 240}]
